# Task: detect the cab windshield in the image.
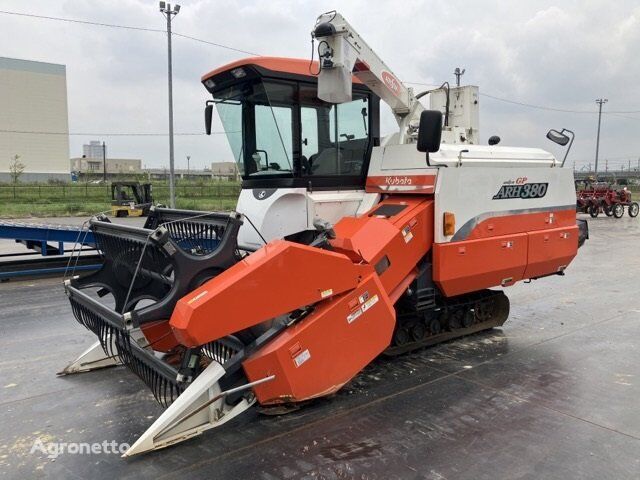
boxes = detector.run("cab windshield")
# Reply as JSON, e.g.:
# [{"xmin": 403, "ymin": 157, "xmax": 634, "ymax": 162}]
[{"xmin": 214, "ymin": 79, "xmax": 372, "ymax": 182}]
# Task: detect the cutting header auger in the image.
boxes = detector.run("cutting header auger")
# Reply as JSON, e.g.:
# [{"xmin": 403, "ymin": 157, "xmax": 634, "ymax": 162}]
[{"xmin": 60, "ymin": 11, "xmax": 588, "ymax": 456}]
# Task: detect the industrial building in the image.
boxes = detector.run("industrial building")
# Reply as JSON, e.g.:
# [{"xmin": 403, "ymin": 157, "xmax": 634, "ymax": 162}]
[
  {"xmin": 82, "ymin": 140, "xmax": 105, "ymax": 159},
  {"xmin": 0, "ymin": 57, "xmax": 70, "ymax": 182},
  {"xmin": 144, "ymin": 162, "xmax": 239, "ymax": 181},
  {"xmin": 210, "ymin": 161, "xmax": 239, "ymax": 181},
  {"xmin": 70, "ymin": 157, "xmax": 142, "ymax": 174}
]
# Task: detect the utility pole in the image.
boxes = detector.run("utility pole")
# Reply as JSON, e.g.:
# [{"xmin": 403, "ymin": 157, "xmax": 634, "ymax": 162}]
[
  {"xmin": 605, "ymin": 159, "xmax": 608, "ymax": 172},
  {"xmin": 102, "ymin": 141, "xmax": 107, "ymax": 183},
  {"xmin": 453, "ymin": 67, "xmax": 465, "ymax": 87},
  {"xmin": 160, "ymin": 2, "xmax": 180, "ymax": 208},
  {"xmin": 594, "ymin": 98, "xmax": 608, "ymax": 181}
]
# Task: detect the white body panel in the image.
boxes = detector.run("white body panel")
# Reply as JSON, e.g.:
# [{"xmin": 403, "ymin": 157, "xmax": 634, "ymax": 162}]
[
  {"xmin": 314, "ymin": 12, "xmax": 413, "ymax": 114},
  {"xmin": 433, "ymin": 166, "xmax": 576, "ymax": 243},
  {"xmin": 369, "ymin": 143, "xmax": 557, "ymax": 172},
  {"xmin": 235, "ymin": 187, "xmax": 378, "ymax": 250},
  {"xmin": 366, "ymin": 142, "xmax": 573, "ymax": 243},
  {"xmin": 430, "ymin": 86, "xmax": 480, "ymax": 145},
  {"xmin": 236, "ymin": 143, "xmax": 567, "ymax": 248}
]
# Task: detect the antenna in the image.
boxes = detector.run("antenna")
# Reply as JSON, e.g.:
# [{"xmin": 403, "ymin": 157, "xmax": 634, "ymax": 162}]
[{"xmin": 453, "ymin": 67, "xmax": 466, "ymax": 87}]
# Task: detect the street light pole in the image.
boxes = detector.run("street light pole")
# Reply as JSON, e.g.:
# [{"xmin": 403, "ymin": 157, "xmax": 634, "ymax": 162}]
[
  {"xmin": 160, "ymin": 2, "xmax": 180, "ymax": 208},
  {"xmin": 594, "ymin": 98, "xmax": 608, "ymax": 181},
  {"xmin": 102, "ymin": 141, "xmax": 107, "ymax": 183}
]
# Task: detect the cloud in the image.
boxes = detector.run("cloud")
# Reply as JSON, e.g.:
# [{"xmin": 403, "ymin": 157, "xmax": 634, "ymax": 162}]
[{"xmin": 1, "ymin": 0, "xmax": 638, "ymax": 170}]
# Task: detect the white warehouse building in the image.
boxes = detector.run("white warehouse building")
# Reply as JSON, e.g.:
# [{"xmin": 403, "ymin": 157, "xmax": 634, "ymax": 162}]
[{"xmin": 0, "ymin": 57, "xmax": 70, "ymax": 182}]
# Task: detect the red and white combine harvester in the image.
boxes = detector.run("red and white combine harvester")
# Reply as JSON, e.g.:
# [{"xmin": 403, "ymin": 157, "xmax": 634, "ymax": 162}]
[{"xmin": 61, "ymin": 11, "xmax": 588, "ymax": 456}]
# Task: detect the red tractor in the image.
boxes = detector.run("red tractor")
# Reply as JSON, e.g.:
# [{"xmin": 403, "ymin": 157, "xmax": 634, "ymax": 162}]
[{"xmin": 576, "ymin": 180, "xmax": 639, "ymax": 218}]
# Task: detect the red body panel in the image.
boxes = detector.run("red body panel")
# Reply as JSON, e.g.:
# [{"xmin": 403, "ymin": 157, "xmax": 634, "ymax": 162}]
[
  {"xmin": 170, "ymin": 240, "xmax": 366, "ymax": 347},
  {"xmin": 523, "ymin": 225, "xmax": 578, "ymax": 279},
  {"xmin": 331, "ymin": 198, "xmax": 433, "ymax": 292},
  {"xmin": 433, "ymin": 233, "xmax": 529, "ymax": 296},
  {"xmin": 140, "ymin": 320, "xmax": 179, "ymax": 353},
  {"xmin": 243, "ymin": 273, "xmax": 395, "ymax": 404},
  {"xmin": 433, "ymin": 209, "xmax": 579, "ymax": 296},
  {"xmin": 242, "ymin": 197, "xmax": 434, "ymax": 404},
  {"xmin": 201, "ymin": 57, "xmax": 364, "ymax": 84},
  {"xmin": 465, "ymin": 209, "xmax": 576, "ymax": 240}
]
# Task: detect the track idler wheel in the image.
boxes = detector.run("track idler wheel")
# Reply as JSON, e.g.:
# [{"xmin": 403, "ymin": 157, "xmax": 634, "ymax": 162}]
[
  {"xmin": 461, "ymin": 310, "xmax": 474, "ymax": 328},
  {"xmin": 428, "ymin": 318, "xmax": 442, "ymax": 335},
  {"xmin": 474, "ymin": 299, "xmax": 493, "ymax": 322},
  {"xmin": 393, "ymin": 327, "xmax": 410, "ymax": 347},
  {"xmin": 447, "ymin": 309, "xmax": 464, "ymax": 330},
  {"xmin": 493, "ymin": 293, "xmax": 510, "ymax": 324},
  {"xmin": 410, "ymin": 323, "xmax": 427, "ymax": 341}
]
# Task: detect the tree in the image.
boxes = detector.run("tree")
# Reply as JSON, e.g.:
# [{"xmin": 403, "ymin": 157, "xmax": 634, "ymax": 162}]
[{"xmin": 9, "ymin": 154, "xmax": 25, "ymax": 184}]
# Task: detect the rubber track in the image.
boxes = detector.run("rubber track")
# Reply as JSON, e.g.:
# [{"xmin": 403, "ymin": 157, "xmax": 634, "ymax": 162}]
[{"xmin": 384, "ymin": 290, "xmax": 509, "ymax": 356}]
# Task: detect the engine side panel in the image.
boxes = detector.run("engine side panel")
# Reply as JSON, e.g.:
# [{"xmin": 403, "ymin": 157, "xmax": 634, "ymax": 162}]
[
  {"xmin": 523, "ymin": 225, "xmax": 578, "ymax": 279},
  {"xmin": 433, "ymin": 233, "xmax": 529, "ymax": 296},
  {"xmin": 433, "ymin": 165, "xmax": 576, "ymax": 243},
  {"xmin": 431, "ymin": 166, "xmax": 578, "ymax": 296}
]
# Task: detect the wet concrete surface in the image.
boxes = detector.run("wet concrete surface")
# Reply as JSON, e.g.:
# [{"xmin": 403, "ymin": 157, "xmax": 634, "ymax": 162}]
[{"xmin": 0, "ymin": 214, "xmax": 639, "ymax": 479}]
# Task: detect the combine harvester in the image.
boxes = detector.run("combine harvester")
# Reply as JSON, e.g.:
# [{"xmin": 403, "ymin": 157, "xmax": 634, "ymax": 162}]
[{"xmin": 61, "ymin": 11, "xmax": 588, "ymax": 456}]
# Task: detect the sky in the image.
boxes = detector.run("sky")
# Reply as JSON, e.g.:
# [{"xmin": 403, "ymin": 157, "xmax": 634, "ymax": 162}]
[{"xmin": 1, "ymin": 0, "xmax": 639, "ymax": 171}]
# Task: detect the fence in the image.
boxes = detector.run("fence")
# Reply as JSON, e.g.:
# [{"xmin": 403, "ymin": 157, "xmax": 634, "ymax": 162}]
[{"xmin": 0, "ymin": 184, "xmax": 242, "ymax": 202}]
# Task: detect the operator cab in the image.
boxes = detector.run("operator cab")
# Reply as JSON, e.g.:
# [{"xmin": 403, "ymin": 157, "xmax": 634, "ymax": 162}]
[{"xmin": 202, "ymin": 57, "xmax": 380, "ymax": 191}]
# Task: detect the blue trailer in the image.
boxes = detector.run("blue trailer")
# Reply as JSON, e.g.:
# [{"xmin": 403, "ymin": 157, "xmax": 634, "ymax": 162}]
[{"xmin": 0, "ymin": 221, "xmax": 100, "ymax": 279}]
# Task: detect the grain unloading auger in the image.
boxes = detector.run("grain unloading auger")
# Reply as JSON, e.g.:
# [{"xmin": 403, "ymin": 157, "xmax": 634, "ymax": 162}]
[{"xmin": 60, "ymin": 11, "xmax": 588, "ymax": 456}]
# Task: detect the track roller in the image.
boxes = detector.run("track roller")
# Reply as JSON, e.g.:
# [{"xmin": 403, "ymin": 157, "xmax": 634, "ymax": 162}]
[{"xmin": 385, "ymin": 290, "xmax": 509, "ymax": 356}]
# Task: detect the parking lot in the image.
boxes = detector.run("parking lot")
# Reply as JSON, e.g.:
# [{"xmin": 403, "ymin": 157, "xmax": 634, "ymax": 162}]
[{"xmin": 0, "ymin": 215, "xmax": 638, "ymax": 479}]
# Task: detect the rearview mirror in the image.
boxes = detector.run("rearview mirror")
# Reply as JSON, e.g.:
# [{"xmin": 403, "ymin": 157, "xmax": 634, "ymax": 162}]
[
  {"xmin": 204, "ymin": 103, "xmax": 213, "ymax": 135},
  {"xmin": 546, "ymin": 128, "xmax": 575, "ymax": 167},
  {"xmin": 417, "ymin": 110, "xmax": 442, "ymax": 153},
  {"xmin": 546, "ymin": 129, "xmax": 570, "ymax": 146}
]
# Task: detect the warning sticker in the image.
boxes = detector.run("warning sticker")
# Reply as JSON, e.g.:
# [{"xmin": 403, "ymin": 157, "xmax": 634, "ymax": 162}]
[
  {"xmin": 361, "ymin": 294, "xmax": 379, "ymax": 312},
  {"xmin": 402, "ymin": 225, "xmax": 413, "ymax": 243},
  {"xmin": 320, "ymin": 289, "xmax": 333, "ymax": 299},
  {"xmin": 347, "ymin": 307, "xmax": 363, "ymax": 324},
  {"xmin": 358, "ymin": 291, "xmax": 370, "ymax": 304},
  {"xmin": 294, "ymin": 349, "xmax": 311, "ymax": 367},
  {"xmin": 187, "ymin": 290, "xmax": 208, "ymax": 304}
]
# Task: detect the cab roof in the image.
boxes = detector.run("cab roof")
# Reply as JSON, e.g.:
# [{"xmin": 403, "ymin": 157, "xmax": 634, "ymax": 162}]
[{"xmin": 201, "ymin": 56, "xmax": 364, "ymax": 94}]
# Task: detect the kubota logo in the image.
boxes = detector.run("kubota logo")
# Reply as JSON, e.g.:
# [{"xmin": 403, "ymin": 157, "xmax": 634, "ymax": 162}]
[
  {"xmin": 386, "ymin": 176, "xmax": 412, "ymax": 185},
  {"xmin": 381, "ymin": 71, "xmax": 401, "ymax": 97}
]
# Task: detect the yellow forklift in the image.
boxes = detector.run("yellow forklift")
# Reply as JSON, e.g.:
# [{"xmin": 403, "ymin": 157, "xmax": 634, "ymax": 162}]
[{"xmin": 110, "ymin": 182, "xmax": 153, "ymax": 217}]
